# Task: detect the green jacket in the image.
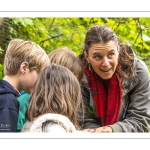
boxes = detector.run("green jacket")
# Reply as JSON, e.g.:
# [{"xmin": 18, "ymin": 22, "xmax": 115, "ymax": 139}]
[{"xmin": 17, "ymin": 92, "xmax": 30, "ymax": 132}]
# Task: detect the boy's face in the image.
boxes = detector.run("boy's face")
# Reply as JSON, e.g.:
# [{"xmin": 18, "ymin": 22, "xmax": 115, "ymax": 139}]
[{"xmin": 20, "ymin": 69, "xmax": 39, "ymax": 94}]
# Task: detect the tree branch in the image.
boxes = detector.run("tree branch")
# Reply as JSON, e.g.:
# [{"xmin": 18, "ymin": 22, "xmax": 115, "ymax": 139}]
[
  {"xmin": 49, "ymin": 18, "xmax": 55, "ymax": 32},
  {"xmin": 40, "ymin": 34, "xmax": 63, "ymax": 44},
  {"xmin": 133, "ymin": 18, "xmax": 143, "ymax": 47}
]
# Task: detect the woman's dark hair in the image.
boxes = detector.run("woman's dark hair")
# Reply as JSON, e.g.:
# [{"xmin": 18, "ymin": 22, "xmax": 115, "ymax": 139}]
[{"xmin": 84, "ymin": 25, "xmax": 118, "ymax": 54}]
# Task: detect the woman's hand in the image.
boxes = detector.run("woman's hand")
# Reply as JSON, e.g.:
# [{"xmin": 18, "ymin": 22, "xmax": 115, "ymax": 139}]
[
  {"xmin": 83, "ymin": 126, "xmax": 113, "ymax": 133},
  {"xmin": 83, "ymin": 128, "xmax": 95, "ymax": 133},
  {"xmin": 94, "ymin": 126, "xmax": 113, "ymax": 133}
]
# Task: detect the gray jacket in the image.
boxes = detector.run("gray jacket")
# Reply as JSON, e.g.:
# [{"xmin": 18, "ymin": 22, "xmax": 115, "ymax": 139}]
[{"xmin": 78, "ymin": 57, "xmax": 150, "ymax": 132}]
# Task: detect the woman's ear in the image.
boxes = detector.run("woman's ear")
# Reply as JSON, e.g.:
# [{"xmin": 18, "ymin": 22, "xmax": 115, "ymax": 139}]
[
  {"xmin": 84, "ymin": 51, "xmax": 90, "ymax": 63},
  {"xmin": 117, "ymin": 45, "xmax": 120, "ymax": 53}
]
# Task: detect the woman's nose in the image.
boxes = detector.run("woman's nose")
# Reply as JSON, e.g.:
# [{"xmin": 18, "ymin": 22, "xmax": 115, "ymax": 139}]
[{"xmin": 101, "ymin": 58, "xmax": 109, "ymax": 66}]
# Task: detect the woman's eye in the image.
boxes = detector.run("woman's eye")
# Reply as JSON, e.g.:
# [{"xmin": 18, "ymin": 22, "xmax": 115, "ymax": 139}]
[
  {"xmin": 108, "ymin": 53, "xmax": 114, "ymax": 57},
  {"xmin": 94, "ymin": 55, "xmax": 101, "ymax": 60}
]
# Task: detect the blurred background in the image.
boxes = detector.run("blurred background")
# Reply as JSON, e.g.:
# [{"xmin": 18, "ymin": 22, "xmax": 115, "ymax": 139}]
[{"xmin": 0, "ymin": 17, "xmax": 150, "ymax": 77}]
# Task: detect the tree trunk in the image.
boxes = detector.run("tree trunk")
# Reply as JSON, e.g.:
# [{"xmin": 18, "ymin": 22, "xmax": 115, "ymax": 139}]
[{"xmin": 0, "ymin": 18, "xmax": 11, "ymax": 64}]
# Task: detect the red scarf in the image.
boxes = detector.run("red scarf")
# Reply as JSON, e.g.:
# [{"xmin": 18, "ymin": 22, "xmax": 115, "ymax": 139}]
[{"xmin": 84, "ymin": 64, "xmax": 122, "ymax": 126}]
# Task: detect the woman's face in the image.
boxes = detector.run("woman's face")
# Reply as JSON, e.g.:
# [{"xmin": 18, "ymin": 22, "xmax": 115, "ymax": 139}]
[{"xmin": 84, "ymin": 41, "xmax": 119, "ymax": 80}]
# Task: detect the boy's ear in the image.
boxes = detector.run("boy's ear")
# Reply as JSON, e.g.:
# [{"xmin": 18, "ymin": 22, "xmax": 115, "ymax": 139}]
[{"xmin": 20, "ymin": 61, "xmax": 29, "ymax": 74}]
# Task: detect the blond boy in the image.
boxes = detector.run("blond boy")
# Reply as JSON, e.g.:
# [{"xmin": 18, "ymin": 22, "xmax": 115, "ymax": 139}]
[{"xmin": 0, "ymin": 39, "xmax": 49, "ymax": 132}]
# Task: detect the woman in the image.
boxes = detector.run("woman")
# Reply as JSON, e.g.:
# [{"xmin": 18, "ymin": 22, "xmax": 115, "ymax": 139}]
[
  {"xmin": 80, "ymin": 25, "xmax": 150, "ymax": 132},
  {"xmin": 21, "ymin": 63, "xmax": 82, "ymax": 132}
]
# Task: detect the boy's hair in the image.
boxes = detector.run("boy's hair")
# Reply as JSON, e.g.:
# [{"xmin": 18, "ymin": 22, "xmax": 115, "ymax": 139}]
[
  {"xmin": 4, "ymin": 39, "xmax": 50, "ymax": 75},
  {"xmin": 48, "ymin": 47, "xmax": 83, "ymax": 83},
  {"xmin": 26, "ymin": 63, "xmax": 81, "ymax": 129}
]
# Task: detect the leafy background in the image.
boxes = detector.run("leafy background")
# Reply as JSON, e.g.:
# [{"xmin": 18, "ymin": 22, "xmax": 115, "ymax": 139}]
[{"xmin": 0, "ymin": 17, "xmax": 150, "ymax": 78}]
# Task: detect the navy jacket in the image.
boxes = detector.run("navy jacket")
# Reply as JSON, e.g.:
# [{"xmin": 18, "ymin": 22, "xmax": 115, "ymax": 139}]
[{"xmin": 0, "ymin": 79, "xmax": 20, "ymax": 132}]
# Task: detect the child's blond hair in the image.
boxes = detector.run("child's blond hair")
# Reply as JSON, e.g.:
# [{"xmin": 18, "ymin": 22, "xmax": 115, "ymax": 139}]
[
  {"xmin": 4, "ymin": 39, "xmax": 50, "ymax": 75},
  {"xmin": 48, "ymin": 47, "xmax": 83, "ymax": 83}
]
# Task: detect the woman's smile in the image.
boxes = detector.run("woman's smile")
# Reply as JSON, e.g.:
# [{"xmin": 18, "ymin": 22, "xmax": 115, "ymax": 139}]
[{"xmin": 100, "ymin": 68, "xmax": 111, "ymax": 72}]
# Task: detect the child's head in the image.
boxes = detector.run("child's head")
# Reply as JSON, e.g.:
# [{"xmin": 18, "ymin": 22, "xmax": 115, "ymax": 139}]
[
  {"xmin": 26, "ymin": 63, "xmax": 82, "ymax": 129},
  {"xmin": 4, "ymin": 39, "xmax": 49, "ymax": 75},
  {"xmin": 4, "ymin": 39, "xmax": 50, "ymax": 93},
  {"xmin": 48, "ymin": 47, "xmax": 83, "ymax": 83}
]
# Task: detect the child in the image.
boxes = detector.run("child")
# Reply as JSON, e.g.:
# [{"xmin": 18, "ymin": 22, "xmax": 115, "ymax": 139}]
[
  {"xmin": 48, "ymin": 47, "xmax": 85, "ymax": 127},
  {"xmin": 21, "ymin": 63, "xmax": 82, "ymax": 132},
  {"xmin": 48, "ymin": 47, "xmax": 83, "ymax": 83},
  {"xmin": 17, "ymin": 46, "xmax": 83, "ymax": 131},
  {"xmin": 0, "ymin": 38, "xmax": 49, "ymax": 132}
]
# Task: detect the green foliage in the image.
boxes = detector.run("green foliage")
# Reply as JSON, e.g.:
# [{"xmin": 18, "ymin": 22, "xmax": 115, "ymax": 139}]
[
  {"xmin": 0, "ymin": 17, "xmax": 150, "ymax": 78},
  {"xmin": 0, "ymin": 47, "xmax": 3, "ymax": 54},
  {"xmin": 0, "ymin": 64, "xmax": 4, "ymax": 78}
]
